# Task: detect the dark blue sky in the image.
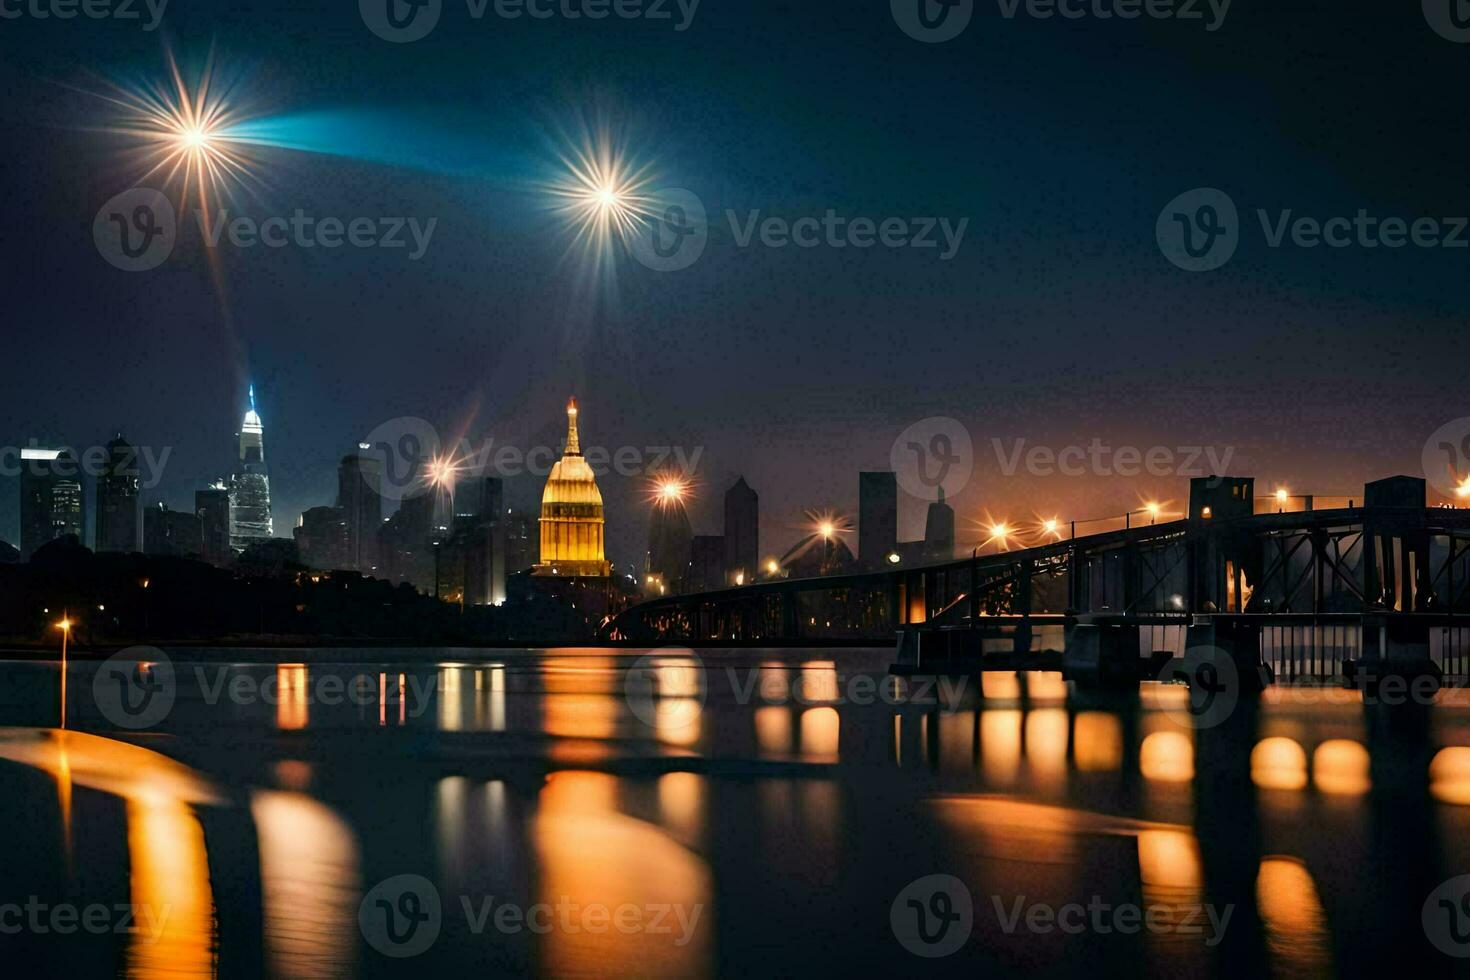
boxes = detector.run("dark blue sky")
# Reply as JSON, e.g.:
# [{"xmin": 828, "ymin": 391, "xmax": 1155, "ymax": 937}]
[{"xmin": 2, "ymin": 0, "xmax": 1466, "ymax": 566}]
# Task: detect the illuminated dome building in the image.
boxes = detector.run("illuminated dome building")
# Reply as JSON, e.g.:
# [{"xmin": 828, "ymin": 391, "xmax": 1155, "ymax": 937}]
[{"xmin": 533, "ymin": 397, "xmax": 612, "ymax": 578}]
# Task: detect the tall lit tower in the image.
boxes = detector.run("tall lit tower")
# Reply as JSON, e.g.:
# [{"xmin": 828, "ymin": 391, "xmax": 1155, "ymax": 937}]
[
  {"xmin": 533, "ymin": 397, "xmax": 611, "ymax": 578},
  {"xmin": 229, "ymin": 384, "xmax": 274, "ymax": 551}
]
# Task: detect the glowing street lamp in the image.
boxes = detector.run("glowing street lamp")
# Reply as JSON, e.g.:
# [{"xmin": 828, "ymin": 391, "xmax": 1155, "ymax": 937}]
[
  {"xmin": 1275, "ymin": 488, "xmax": 1290, "ymax": 512},
  {"xmin": 1457, "ymin": 476, "xmax": 1470, "ymax": 502}
]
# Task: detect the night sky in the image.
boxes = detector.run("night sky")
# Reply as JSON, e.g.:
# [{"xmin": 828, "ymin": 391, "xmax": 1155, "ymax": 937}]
[{"xmin": 2, "ymin": 0, "xmax": 1466, "ymax": 568}]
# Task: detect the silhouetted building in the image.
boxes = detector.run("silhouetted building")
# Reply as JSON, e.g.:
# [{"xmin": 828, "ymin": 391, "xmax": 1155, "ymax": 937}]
[
  {"xmin": 379, "ymin": 493, "xmax": 435, "ymax": 592},
  {"xmin": 723, "ymin": 477, "xmax": 759, "ymax": 586},
  {"xmin": 503, "ymin": 509, "xmax": 537, "ymax": 574},
  {"xmin": 19, "ymin": 447, "xmax": 84, "ymax": 560},
  {"xmin": 295, "ymin": 506, "xmax": 350, "ymax": 570},
  {"xmin": 95, "ymin": 435, "xmax": 141, "ymax": 553},
  {"xmin": 0, "ymin": 541, "xmax": 17, "ymax": 564},
  {"xmin": 337, "ymin": 448, "xmax": 383, "ymax": 573},
  {"xmin": 196, "ymin": 485, "xmax": 232, "ymax": 566},
  {"xmin": 230, "ymin": 385, "xmax": 274, "ymax": 552},
  {"xmin": 438, "ymin": 477, "xmax": 507, "ymax": 606},
  {"xmin": 859, "ymin": 471, "xmax": 898, "ymax": 569},
  {"xmin": 786, "ymin": 533, "xmax": 857, "ymax": 578},
  {"xmin": 646, "ymin": 490, "xmax": 693, "ymax": 596},
  {"xmin": 144, "ymin": 502, "xmax": 203, "ymax": 557},
  {"xmin": 689, "ymin": 535, "xmax": 726, "ymax": 593},
  {"xmin": 923, "ymin": 487, "xmax": 955, "ymax": 562}
]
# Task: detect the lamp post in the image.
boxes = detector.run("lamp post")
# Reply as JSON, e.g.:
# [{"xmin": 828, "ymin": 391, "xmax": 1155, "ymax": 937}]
[{"xmin": 54, "ymin": 614, "xmax": 71, "ymax": 730}]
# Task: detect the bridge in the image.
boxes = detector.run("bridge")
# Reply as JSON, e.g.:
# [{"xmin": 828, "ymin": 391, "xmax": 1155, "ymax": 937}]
[{"xmin": 602, "ymin": 475, "xmax": 1470, "ymax": 685}]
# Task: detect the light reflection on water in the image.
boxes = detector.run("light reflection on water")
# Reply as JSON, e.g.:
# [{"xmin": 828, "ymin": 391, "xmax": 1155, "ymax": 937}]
[{"xmin": 2, "ymin": 651, "xmax": 1470, "ymax": 977}]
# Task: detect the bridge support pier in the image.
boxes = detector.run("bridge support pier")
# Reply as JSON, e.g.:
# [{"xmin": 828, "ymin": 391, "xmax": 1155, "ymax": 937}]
[
  {"xmin": 1353, "ymin": 616, "xmax": 1440, "ymax": 697},
  {"xmin": 1063, "ymin": 623, "xmax": 1140, "ymax": 689},
  {"xmin": 1185, "ymin": 618, "xmax": 1271, "ymax": 690}
]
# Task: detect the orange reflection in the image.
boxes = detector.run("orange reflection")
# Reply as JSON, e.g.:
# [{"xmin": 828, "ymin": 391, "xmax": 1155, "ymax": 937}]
[
  {"xmin": 1312, "ymin": 740, "xmax": 1370, "ymax": 796},
  {"xmin": 1430, "ymin": 746, "xmax": 1470, "ymax": 805},
  {"xmin": 982, "ymin": 710, "xmax": 1022, "ymax": 784},
  {"xmin": 252, "ymin": 790, "xmax": 359, "ymax": 979},
  {"xmin": 534, "ymin": 772, "xmax": 712, "ymax": 978},
  {"xmin": 1074, "ymin": 712, "xmax": 1123, "ymax": 772},
  {"xmin": 1025, "ymin": 708, "xmax": 1068, "ymax": 786},
  {"xmin": 798, "ymin": 661, "xmax": 840, "ymax": 703},
  {"xmin": 1138, "ymin": 828, "xmax": 1203, "ymax": 917},
  {"xmin": 1026, "ymin": 671, "xmax": 1068, "ymax": 701},
  {"xmin": 277, "ymin": 664, "xmax": 308, "ymax": 731},
  {"xmin": 1139, "ymin": 731, "xmax": 1194, "ymax": 782},
  {"xmin": 1257, "ymin": 856, "xmax": 1333, "ymax": 975},
  {"xmin": 438, "ymin": 666, "xmax": 466, "ymax": 731},
  {"xmin": 1252, "ymin": 737, "xmax": 1308, "ymax": 791},
  {"xmin": 756, "ymin": 661, "xmax": 789, "ymax": 702},
  {"xmin": 799, "ymin": 707, "xmax": 840, "ymax": 762},
  {"xmin": 126, "ymin": 798, "xmax": 215, "ymax": 979},
  {"xmin": 982, "ymin": 672, "xmax": 1021, "ymax": 700},
  {"xmin": 756, "ymin": 706, "xmax": 791, "ymax": 757},
  {"xmin": 659, "ymin": 772, "xmax": 704, "ymax": 843}
]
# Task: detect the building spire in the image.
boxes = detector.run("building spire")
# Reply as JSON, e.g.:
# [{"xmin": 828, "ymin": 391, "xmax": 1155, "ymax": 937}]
[
  {"xmin": 565, "ymin": 397, "xmax": 581, "ymax": 455},
  {"xmin": 249, "ymin": 384, "xmax": 256, "ymax": 413}
]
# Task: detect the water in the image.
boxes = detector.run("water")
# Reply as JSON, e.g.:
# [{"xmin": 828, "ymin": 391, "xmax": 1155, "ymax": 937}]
[{"xmin": 2, "ymin": 648, "xmax": 1470, "ymax": 978}]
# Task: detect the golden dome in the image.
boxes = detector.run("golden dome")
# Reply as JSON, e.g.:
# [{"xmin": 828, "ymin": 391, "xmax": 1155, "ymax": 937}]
[{"xmin": 535, "ymin": 397, "xmax": 611, "ymax": 577}]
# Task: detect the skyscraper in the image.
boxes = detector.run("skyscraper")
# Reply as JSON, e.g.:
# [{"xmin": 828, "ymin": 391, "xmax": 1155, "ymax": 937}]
[
  {"xmin": 688, "ymin": 535, "xmax": 726, "ymax": 593},
  {"xmin": 859, "ymin": 471, "xmax": 898, "ymax": 569},
  {"xmin": 723, "ymin": 477, "xmax": 758, "ymax": 587},
  {"xmin": 95, "ymin": 435, "xmax": 141, "ymax": 554},
  {"xmin": 295, "ymin": 506, "xmax": 349, "ymax": 570},
  {"xmin": 19, "ymin": 447, "xmax": 84, "ymax": 559},
  {"xmin": 337, "ymin": 448, "xmax": 383, "ymax": 573},
  {"xmin": 534, "ymin": 397, "xmax": 611, "ymax": 578},
  {"xmin": 143, "ymin": 502, "xmax": 203, "ymax": 557},
  {"xmin": 924, "ymin": 487, "xmax": 956, "ymax": 562},
  {"xmin": 196, "ymin": 484, "xmax": 232, "ymax": 566},
  {"xmin": 229, "ymin": 385, "xmax": 274, "ymax": 552}
]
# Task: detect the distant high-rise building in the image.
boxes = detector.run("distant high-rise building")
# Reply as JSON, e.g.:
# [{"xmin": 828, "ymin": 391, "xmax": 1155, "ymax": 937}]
[
  {"xmin": 337, "ymin": 448, "xmax": 383, "ymax": 573},
  {"xmin": 723, "ymin": 477, "xmax": 758, "ymax": 587},
  {"xmin": 646, "ymin": 488, "xmax": 693, "ymax": 596},
  {"xmin": 95, "ymin": 435, "xmax": 141, "ymax": 554},
  {"xmin": 229, "ymin": 385, "xmax": 274, "ymax": 552},
  {"xmin": 379, "ymin": 492, "xmax": 435, "ymax": 592},
  {"xmin": 859, "ymin": 471, "xmax": 898, "ymax": 569},
  {"xmin": 688, "ymin": 535, "xmax": 726, "ymax": 593},
  {"xmin": 143, "ymin": 502, "xmax": 203, "ymax": 557},
  {"xmin": 19, "ymin": 447, "xmax": 84, "ymax": 559},
  {"xmin": 534, "ymin": 397, "xmax": 611, "ymax": 578},
  {"xmin": 924, "ymin": 487, "xmax": 955, "ymax": 562},
  {"xmin": 196, "ymin": 485, "xmax": 232, "ymax": 566},
  {"xmin": 295, "ymin": 506, "xmax": 350, "ymax": 570}
]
